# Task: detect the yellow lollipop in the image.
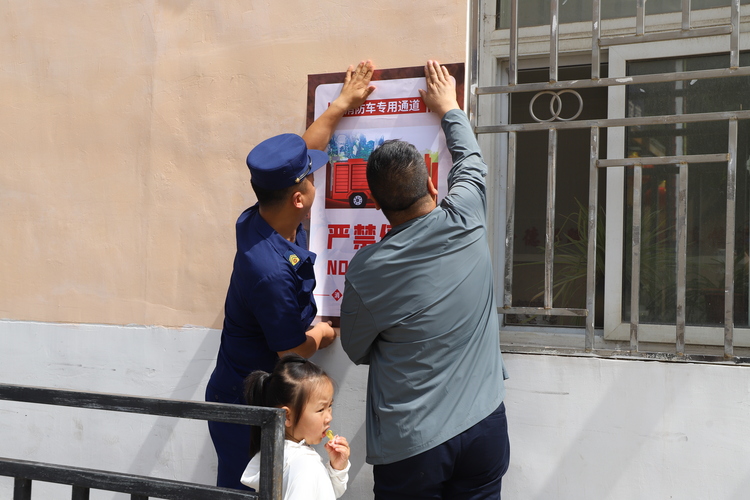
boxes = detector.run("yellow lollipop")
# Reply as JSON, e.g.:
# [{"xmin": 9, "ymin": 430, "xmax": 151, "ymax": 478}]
[{"xmin": 326, "ymin": 429, "xmax": 335, "ymax": 441}]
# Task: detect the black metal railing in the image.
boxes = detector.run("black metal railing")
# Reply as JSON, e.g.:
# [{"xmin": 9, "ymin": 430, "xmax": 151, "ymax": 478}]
[{"xmin": 0, "ymin": 384, "xmax": 285, "ymax": 500}]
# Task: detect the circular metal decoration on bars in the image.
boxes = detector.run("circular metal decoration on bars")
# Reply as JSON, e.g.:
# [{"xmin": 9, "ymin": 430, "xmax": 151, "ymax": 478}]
[{"xmin": 529, "ymin": 89, "xmax": 584, "ymax": 122}]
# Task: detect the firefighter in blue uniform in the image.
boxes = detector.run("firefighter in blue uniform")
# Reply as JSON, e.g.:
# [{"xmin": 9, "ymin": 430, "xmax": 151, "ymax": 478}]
[{"xmin": 206, "ymin": 61, "xmax": 375, "ymax": 490}]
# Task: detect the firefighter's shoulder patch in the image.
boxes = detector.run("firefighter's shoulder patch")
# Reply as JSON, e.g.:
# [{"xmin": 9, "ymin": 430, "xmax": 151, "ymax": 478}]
[{"xmin": 284, "ymin": 250, "xmax": 302, "ymax": 269}]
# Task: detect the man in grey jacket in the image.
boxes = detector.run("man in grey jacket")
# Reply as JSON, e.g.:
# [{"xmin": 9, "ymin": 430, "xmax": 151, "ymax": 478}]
[{"xmin": 340, "ymin": 60, "xmax": 510, "ymax": 499}]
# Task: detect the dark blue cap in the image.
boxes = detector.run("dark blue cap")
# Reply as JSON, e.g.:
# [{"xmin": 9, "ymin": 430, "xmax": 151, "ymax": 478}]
[{"xmin": 246, "ymin": 133, "xmax": 329, "ymax": 190}]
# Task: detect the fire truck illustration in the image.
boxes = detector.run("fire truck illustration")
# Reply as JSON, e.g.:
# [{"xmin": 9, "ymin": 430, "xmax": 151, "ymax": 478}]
[{"xmin": 328, "ymin": 154, "xmax": 438, "ymax": 208}]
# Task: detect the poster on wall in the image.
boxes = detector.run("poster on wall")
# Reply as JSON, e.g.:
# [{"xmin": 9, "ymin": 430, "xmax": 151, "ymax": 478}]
[{"xmin": 306, "ymin": 64, "xmax": 465, "ymax": 320}]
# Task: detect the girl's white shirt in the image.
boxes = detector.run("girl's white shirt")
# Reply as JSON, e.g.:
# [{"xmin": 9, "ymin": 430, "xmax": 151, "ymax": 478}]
[{"xmin": 240, "ymin": 439, "xmax": 350, "ymax": 500}]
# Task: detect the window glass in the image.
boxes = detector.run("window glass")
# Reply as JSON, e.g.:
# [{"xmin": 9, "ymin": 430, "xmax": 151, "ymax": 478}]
[
  {"xmin": 505, "ymin": 65, "xmax": 608, "ymax": 327},
  {"xmin": 496, "ymin": 0, "xmax": 748, "ymax": 30},
  {"xmin": 622, "ymin": 53, "xmax": 750, "ymax": 326}
]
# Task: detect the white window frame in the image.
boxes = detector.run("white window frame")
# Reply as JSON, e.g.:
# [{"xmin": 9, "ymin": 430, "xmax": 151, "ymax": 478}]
[{"xmin": 604, "ymin": 31, "xmax": 750, "ymax": 347}]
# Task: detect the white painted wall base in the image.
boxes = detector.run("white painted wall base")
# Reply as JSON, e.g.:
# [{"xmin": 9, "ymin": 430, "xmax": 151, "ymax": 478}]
[
  {"xmin": 1, "ymin": 320, "xmax": 749, "ymax": 499},
  {"xmin": 501, "ymin": 353, "xmax": 750, "ymax": 500}
]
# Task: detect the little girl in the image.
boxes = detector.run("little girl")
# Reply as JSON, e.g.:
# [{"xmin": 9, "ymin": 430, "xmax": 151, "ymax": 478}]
[{"xmin": 241, "ymin": 354, "xmax": 350, "ymax": 499}]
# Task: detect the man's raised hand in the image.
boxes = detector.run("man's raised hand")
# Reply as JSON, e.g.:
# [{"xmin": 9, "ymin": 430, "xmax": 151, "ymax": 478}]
[{"xmin": 418, "ymin": 60, "xmax": 460, "ymax": 118}]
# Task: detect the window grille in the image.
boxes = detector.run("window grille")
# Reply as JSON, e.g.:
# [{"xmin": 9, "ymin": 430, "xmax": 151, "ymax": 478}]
[{"xmin": 471, "ymin": 0, "xmax": 750, "ymax": 363}]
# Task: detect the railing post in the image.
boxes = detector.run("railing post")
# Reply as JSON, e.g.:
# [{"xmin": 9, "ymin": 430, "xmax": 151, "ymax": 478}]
[
  {"xmin": 550, "ymin": 0, "xmax": 559, "ymax": 83},
  {"xmin": 71, "ymin": 485, "xmax": 90, "ymax": 500},
  {"xmin": 630, "ymin": 164, "xmax": 643, "ymax": 353},
  {"xmin": 725, "ymin": 118, "xmax": 738, "ymax": 357},
  {"xmin": 13, "ymin": 477, "xmax": 31, "ymax": 500},
  {"xmin": 676, "ymin": 162, "xmax": 689, "ymax": 355},
  {"xmin": 258, "ymin": 409, "xmax": 285, "ymax": 500},
  {"xmin": 592, "ymin": 0, "xmax": 601, "ymax": 80},
  {"xmin": 544, "ymin": 128, "xmax": 558, "ymax": 309},
  {"xmin": 585, "ymin": 126, "xmax": 600, "ymax": 351},
  {"xmin": 503, "ymin": 131, "xmax": 517, "ymax": 309}
]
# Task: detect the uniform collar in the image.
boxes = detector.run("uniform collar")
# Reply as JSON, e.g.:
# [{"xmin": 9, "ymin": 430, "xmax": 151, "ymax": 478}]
[{"xmin": 247, "ymin": 204, "xmax": 316, "ymax": 265}]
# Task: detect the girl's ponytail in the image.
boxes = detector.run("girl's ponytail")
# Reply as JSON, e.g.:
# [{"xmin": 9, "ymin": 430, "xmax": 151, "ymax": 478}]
[
  {"xmin": 244, "ymin": 370, "xmax": 271, "ymax": 458},
  {"xmin": 244, "ymin": 370, "xmax": 270, "ymax": 407}
]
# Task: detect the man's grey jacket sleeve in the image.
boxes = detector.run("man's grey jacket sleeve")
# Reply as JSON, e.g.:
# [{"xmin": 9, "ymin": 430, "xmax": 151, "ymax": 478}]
[{"xmin": 441, "ymin": 109, "xmax": 489, "ymax": 224}]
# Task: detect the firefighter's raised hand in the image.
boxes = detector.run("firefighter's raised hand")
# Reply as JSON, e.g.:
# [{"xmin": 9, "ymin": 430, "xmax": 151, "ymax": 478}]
[
  {"xmin": 419, "ymin": 60, "xmax": 460, "ymax": 119},
  {"xmin": 303, "ymin": 60, "xmax": 376, "ymax": 151},
  {"xmin": 333, "ymin": 60, "xmax": 376, "ymax": 112}
]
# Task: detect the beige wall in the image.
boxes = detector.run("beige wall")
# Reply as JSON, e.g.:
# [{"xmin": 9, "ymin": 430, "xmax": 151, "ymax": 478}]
[{"xmin": 0, "ymin": 0, "xmax": 468, "ymax": 328}]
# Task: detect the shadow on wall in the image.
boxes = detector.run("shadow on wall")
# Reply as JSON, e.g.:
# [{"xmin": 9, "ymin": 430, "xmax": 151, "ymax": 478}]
[
  {"xmin": 127, "ymin": 327, "xmax": 221, "ymax": 485},
  {"xmin": 0, "ymin": 321, "xmax": 223, "ymax": 492}
]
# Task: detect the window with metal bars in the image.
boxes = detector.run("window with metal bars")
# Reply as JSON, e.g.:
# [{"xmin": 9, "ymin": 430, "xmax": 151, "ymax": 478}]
[{"xmin": 471, "ymin": 0, "xmax": 750, "ymax": 362}]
